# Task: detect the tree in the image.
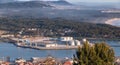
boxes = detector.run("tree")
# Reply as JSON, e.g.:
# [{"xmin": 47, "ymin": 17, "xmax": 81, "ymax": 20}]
[{"xmin": 73, "ymin": 41, "xmax": 115, "ymax": 65}]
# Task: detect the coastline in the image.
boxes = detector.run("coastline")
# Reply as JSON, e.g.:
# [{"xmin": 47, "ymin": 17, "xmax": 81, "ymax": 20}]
[{"xmin": 105, "ymin": 18, "xmax": 120, "ymax": 26}]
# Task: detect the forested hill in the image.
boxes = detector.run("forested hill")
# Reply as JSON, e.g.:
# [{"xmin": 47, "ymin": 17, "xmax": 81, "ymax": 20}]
[
  {"xmin": 0, "ymin": 1, "xmax": 52, "ymax": 8},
  {"xmin": 0, "ymin": 18, "xmax": 120, "ymax": 38}
]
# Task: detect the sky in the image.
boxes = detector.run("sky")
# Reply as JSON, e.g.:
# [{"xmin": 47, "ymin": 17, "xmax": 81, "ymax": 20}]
[
  {"xmin": 69, "ymin": 0, "xmax": 119, "ymax": 3},
  {"xmin": 0, "ymin": 0, "xmax": 119, "ymax": 3},
  {"xmin": 17, "ymin": 0, "xmax": 119, "ymax": 3}
]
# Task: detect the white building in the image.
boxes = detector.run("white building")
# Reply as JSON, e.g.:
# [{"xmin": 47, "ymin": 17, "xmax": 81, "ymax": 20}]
[
  {"xmin": 68, "ymin": 40, "xmax": 81, "ymax": 46},
  {"xmin": 60, "ymin": 37, "xmax": 73, "ymax": 41},
  {"xmin": 75, "ymin": 40, "xmax": 81, "ymax": 46},
  {"xmin": 1, "ymin": 34, "xmax": 14, "ymax": 38},
  {"xmin": 38, "ymin": 43, "xmax": 58, "ymax": 47},
  {"xmin": 15, "ymin": 58, "xmax": 26, "ymax": 63},
  {"xmin": 45, "ymin": 43, "xmax": 58, "ymax": 47},
  {"xmin": 68, "ymin": 40, "xmax": 75, "ymax": 46},
  {"xmin": 82, "ymin": 38, "xmax": 87, "ymax": 42}
]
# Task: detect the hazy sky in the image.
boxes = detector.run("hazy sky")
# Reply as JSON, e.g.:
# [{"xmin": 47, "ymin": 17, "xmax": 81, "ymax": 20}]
[
  {"xmin": 69, "ymin": 0, "xmax": 119, "ymax": 3},
  {"xmin": 1, "ymin": 0, "xmax": 118, "ymax": 3},
  {"xmin": 17, "ymin": 0, "xmax": 119, "ymax": 3}
]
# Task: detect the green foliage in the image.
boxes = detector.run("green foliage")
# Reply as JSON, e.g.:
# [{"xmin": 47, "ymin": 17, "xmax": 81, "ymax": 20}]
[
  {"xmin": 73, "ymin": 42, "xmax": 115, "ymax": 65},
  {"xmin": 0, "ymin": 17, "xmax": 120, "ymax": 38}
]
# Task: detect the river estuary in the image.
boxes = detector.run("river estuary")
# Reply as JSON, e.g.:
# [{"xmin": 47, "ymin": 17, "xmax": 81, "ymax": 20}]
[{"xmin": 0, "ymin": 40, "xmax": 120, "ymax": 60}]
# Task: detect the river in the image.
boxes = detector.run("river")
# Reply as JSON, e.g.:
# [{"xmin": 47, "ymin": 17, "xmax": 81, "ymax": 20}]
[
  {"xmin": 0, "ymin": 40, "xmax": 120, "ymax": 60},
  {"xmin": 0, "ymin": 42, "xmax": 76, "ymax": 60}
]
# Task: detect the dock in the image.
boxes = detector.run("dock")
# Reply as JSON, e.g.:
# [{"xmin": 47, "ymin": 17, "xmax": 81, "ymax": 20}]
[{"xmin": 14, "ymin": 43, "xmax": 78, "ymax": 50}]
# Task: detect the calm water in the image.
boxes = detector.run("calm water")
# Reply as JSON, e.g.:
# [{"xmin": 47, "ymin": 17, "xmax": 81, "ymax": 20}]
[
  {"xmin": 0, "ymin": 41, "xmax": 120, "ymax": 60},
  {"xmin": 112, "ymin": 20, "xmax": 120, "ymax": 27},
  {"xmin": 0, "ymin": 43, "xmax": 76, "ymax": 60}
]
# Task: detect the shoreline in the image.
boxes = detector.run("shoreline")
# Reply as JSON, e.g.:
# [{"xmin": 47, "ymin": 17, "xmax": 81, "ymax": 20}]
[{"xmin": 105, "ymin": 18, "xmax": 120, "ymax": 26}]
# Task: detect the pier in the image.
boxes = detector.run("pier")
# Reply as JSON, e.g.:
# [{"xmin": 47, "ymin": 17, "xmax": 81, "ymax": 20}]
[{"xmin": 14, "ymin": 43, "xmax": 78, "ymax": 50}]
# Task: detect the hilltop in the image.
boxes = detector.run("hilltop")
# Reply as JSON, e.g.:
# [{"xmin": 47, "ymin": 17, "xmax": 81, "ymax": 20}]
[{"xmin": 47, "ymin": 0, "xmax": 72, "ymax": 5}]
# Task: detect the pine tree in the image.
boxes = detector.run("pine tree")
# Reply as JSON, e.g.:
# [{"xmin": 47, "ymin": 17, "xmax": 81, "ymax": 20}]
[{"xmin": 73, "ymin": 41, "xmax": 115, "ymax": 65}]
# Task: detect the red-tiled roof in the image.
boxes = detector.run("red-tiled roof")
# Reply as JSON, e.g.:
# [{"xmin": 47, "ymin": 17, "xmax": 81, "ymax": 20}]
[{"xmin": 64, "ymin": 61, "xmax": 72, "ymax": 65}]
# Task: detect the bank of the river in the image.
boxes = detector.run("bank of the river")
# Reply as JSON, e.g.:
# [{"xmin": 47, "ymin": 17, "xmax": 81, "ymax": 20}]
[
  {"xmin": 0, "ymin": 37, "xmax": 120, "ymax": 44},
  {"xmin": 75, "ymin": 37, "xmax": 120, "ymax": 41},
  {"xmin": 105, "ymin": 18, "xmax": 120, "ymax": 27},
  {"xmin": 0, "ymin": 37, "xmax": 15, "ymax": 43}
]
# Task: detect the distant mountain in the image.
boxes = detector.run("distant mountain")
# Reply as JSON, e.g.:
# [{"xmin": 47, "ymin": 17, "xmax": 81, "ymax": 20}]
[
  {"xmin": 0, "ymin": 1, "xmax": 52, "ymax": 8},
  {"xmin": 47, "ymin": 0, "xmax": 72, "ymax": 5},
  {"xmin": 0, "ymin": 0, "xmax": 72, "ymax": 8}
]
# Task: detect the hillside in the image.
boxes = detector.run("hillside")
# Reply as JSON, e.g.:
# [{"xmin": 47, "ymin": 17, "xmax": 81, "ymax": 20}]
[
  {"xmin": 0, "ymin": 17, "xmax": 119, "ymax": 38},
  {"xmin": 0, "ymin": 1, "xmax": 52, "ymax": 8},
  {"xmin": 0, "ymin": 0, "xmax": 72, "ymax": 8}
]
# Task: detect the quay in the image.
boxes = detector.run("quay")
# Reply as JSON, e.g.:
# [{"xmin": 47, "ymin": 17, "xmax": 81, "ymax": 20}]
[
  {"xmin": 14, "ymin": 43, "xmax": 78, "ymax": 50},
  {"xmin": 10, "ymin": 37, "xmax": 89, "ymax": 50}
]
